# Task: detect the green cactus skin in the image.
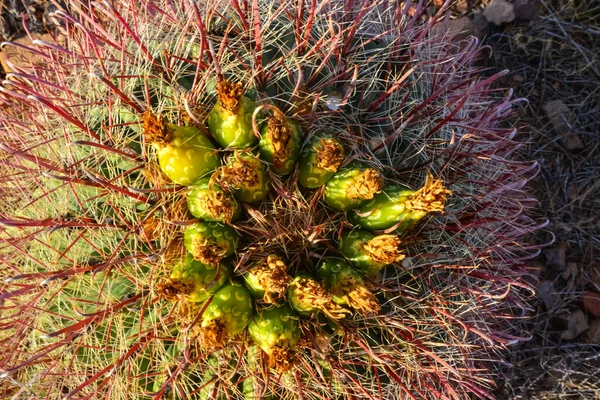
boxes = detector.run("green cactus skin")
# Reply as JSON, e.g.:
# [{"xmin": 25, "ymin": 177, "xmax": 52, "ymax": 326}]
[
  {"xmin": 323, "ymin": 165, "xmax": 384, "ymax": 211},
  {"xmin": 199, "ymin": 281, "xmax": 254, "ymax": 349},
  {"xmin": 183, "ymin": 222, "xmax": 240, "ymax": 265},
  {"xmin": 339, "ymin": 230, "xmax": 405, "ymax": 275},
  {"xmin": 143, "ymin": 112, "xmax": 220, "ymax": 186},
  {"xmin": 297, "ymin": 132, "xmax": 345, "ymax": 188},
  {"xmin": 247, "ymin": 305, "xmax": 301, "ymax": 373},
  {"xmin": 287, "ymin": 274, "xmax": 350, "ymax": 320},
  {"xmin": 162, "ymin": 253, "xmax": 231, "ymax": 303},
  {"xmin": 214, "ymin": 152, "xmax": 270, "ymax": 203},
  {"xmin": 317, "ymin": 258, "xmax": 380, "ymax": 315},
  {"xmin": 187, "ymin": 178, "xmax": 241, "ymax": 223},
  {"xmin": 258, "ymin": 112, "xmax": 303, "ymax": 176},
  {"xmin": 243, "ymin": 255, "xmax": 292, "ymax": 303},
  {"xmin": 350, "ymin": 175, "xmax": 451, "ymax": 231},
  {"xmin": 208, "ymin": 80, "xmax": 258, "ymax": 149}
]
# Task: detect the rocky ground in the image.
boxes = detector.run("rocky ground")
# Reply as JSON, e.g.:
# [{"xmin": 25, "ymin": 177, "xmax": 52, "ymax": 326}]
[{"xmin": 1, "ymin": 0, "xmax": 599, "ymax": 398}]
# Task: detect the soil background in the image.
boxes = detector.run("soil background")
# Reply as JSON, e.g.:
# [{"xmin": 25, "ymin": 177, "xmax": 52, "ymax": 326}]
[{"xmin": 1, "ymin": 0, "xmax": 599, "ymax": 399}]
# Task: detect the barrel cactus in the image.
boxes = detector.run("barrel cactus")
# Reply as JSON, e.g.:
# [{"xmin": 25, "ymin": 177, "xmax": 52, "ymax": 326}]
[{"xmin": 0, "ymin": 1, "xmax": 538, "ymax": 399}]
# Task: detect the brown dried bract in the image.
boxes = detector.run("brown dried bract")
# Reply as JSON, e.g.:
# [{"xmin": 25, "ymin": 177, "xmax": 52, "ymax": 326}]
[
  {"xmin": 405, "ymin": 173, "xmax": 451, "ymax": 213},
  {"xmin": 199, "ymin": 319, "xmax": 227, "ymax": 351},
  {"xmin": 142, "ymin": 110, "xmax": 173, "ymax": 145},
  {"xmin": 315, "ymin": 138, "xmax": 344, "ymax": 172},
  {"xmin": 266, "ymin": 112, "xmax": 293, "ymax": 165},
  {"xmin": 269, "ymin": 345, "xmax": 297, "ymax": 373},
  {"xmin": 363, "ymin": 234, "xmax": 405, "ymax": 264},
  {"xmin": 198, "ymin": 186, "xmax": 237, "ymax": 223},
  {"xmin": 156, "ymin": 278, "xmax": 194, "ymax": 300},
  {"xmin": 217, "ymin": 80, "xmax": 244, "ymax": 114},
  {"xmin": 292, "ymin": 277, "xmax": 350, "ymax": 320},
  {"xmin": 192, "ymin": 238, "xmax": 228, "ymax": 265},
  {"xmin": 346, "ymin": 168, "xmax": 384, "ymax": 200},
  {"xmin": 214, "ymin": 154, "xmax": 260, "ymax": 190},
  {"xmin": 333, "ymin": 276, "xmax": 380, "ymax": 315},
  {"xmin": 253, "ymin": 255, "xmax": 292, "ymax": 303}
]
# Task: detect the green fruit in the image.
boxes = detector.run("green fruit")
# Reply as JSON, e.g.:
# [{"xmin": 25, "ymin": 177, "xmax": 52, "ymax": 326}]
[
  {"xmin": 323, "ymin": 165, "xmax": 384, "ymax": 211},
  {"xmin": 214, "ymin": 152, "xmax": 270, "ymax": 203},
  {"xmin": 258, "ymin": 111, "xmax": 302, "ymax": 176},
  {"xmin": 161, "ymin": 254, "xmax": 231, "ymax": 303},
  {"xmin": 339, "ymin": 230, "xmax": 405, "ymax": 275},
  {"xmin": 199, "ymin": 281, "xmax": 254, "ymax": 350},
  {"xmin": 143, "ymin": 112, "xmax": 220, "ymax": 186},
  {"xmin": 247, "ymin": 305, "xmax": 301, "ymax": 373},
  {"xmin": 208, "ymin": 80, "xmax": 258, "ymax": 149},
  {"xmin": 187, "ymin": 177, "xmax": 241, "ymax": 223},
  {"xmin": 243, "ymin": 255, "xmax": 292, "ymax": 303},
  {"xmin": 287, "ymin": 274, "xmax": 350, "ymax": 320},
  {"xmin": 350, "ymin": 174, "xmax": 451, "ymax": 231},
  {"xmin": 298, "ymin": 132, "xmax": 345, "ymax": 188},
  {"xmin": 184, "ymin": 222, "xmax": 240, "ymax": 265},
  {"xmin": 317, "ymin": 258, "xmax": 380, "ymax": 315}
]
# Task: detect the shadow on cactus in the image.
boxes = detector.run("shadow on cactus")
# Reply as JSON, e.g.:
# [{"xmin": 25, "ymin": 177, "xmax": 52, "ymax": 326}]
[{"xmin": 0, "ymin": 1, "xmax": 541, "ymax": 399}]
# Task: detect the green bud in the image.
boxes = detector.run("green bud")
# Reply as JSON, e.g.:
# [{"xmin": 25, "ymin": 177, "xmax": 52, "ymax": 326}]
[
  {"xmin": 208, "ymin": 81, "xmax": 258, "ymax": 149},
  {"xmin": 243, "ymin": 255, "xmax": 292, "ymax": 304},
  {"xmin": 143, "ymin": 112, "xmax": 220, "ymax": 186},
  {"xmin": 184, "ymin": 222, "xmax": 240, "ymax": 265},
  {"xmin": 317, "ymin": 259, "xmax": 380, "ymax": 315},
  {"xmin": 297, "ymin": 132, "xmax": 345, "ymax": 188},
  {"xmin": 339, "ymin": 230, "xmax": 405, "ymax": 275},
  {"xmin": 247, "ymin": 305, "xmax": 301, "ymax": 373},
  {"xmin": 323, "ymin": 165, "xmax": 384, "ymax": 211},
  {"xmin": 287, "ymin": 274, "xmax": 350, "ymax": 320},
  {"xmin": 350, "ymin": 174, "xmax": 451, "ymax": 231},
  {"xmin": 198, "ymin": 281, "xmax": 254, "ymax": 350},
  {"xmin": 213, "ymin": 151, "xmax": 270, "ymax": 203},
  {"xmin": 187, "ymin": 177, "xmax": 241, "ymax": 223},
  {"xmin": 258, "ymin": 111, "xmax": 303, "ymax": 176},
  {"xmin": 159, "ymin": 254, "xmax": 231, "ymax": 303}
]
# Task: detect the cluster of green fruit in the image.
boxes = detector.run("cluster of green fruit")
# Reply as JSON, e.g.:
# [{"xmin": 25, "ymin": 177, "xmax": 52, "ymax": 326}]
[{"xmin": 145, "ymin": 80, "xmax": 450, "ymax": 372}]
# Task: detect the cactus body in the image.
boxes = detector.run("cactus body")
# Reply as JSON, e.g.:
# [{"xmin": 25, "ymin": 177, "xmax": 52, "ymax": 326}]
[{"xmin": 0, "ymin": 1, "xmax": 538, "ymax": 399}]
